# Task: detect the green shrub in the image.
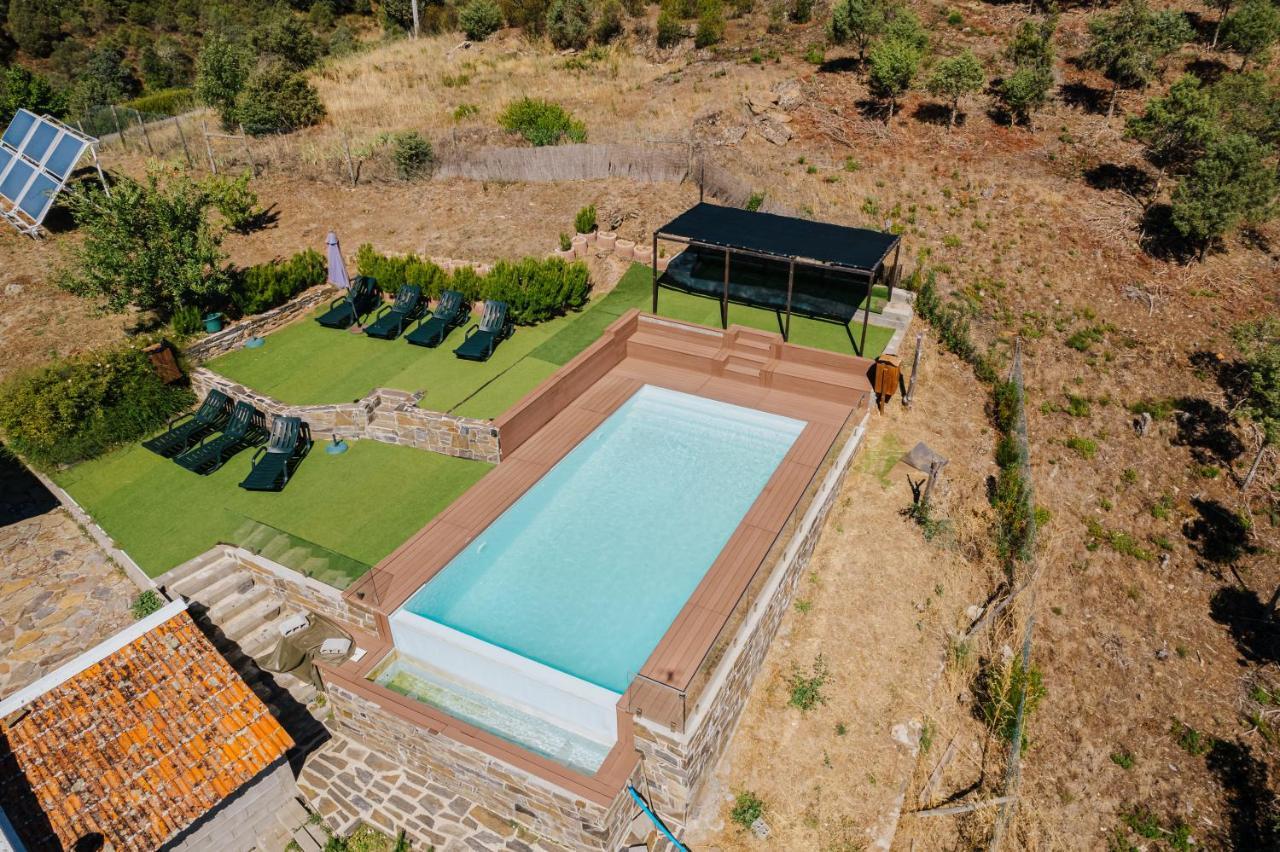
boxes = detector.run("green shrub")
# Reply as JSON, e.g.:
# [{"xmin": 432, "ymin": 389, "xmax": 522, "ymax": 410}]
[
  {"xmin": 695, "ymin": 0, "xmax": 726, "ymax": 46},
  {"xmin": 594, "ymin": 0, "xmax": 625, "ymax": 42},
  {"xmin": 234, "ymin": 64, "xmax": 326, "ymax": 136},
  {"xmin": 914, "ymin": 269, "xmax": 998, "ymax": 383},
  {"xmin": 499, "ymin": 97, "xmax": 587, "ymax": 146},
  {"xmin": 574, "ymin": 204, "xmax": 597, "ymax": 233},
  {"xmin": 0, "ymin": 344, "xmax": 195, "ymax": 469},
  {"xmin": 545, "ymin": 0, "xmax": 592, "ymax": 49},
  {"xmin": 657, "ymin": 0, "xmax": 687, "ymax": 46},
  {"xmin": 1065, "ymin": 435, "xmax": 1098, "ymax": 459},
  {"xmin": 459, "ymin": 0, "xmax": 505, "ymax": 40},
  {"xmin": 391, "ymin": 131, "xmax": 435, "ymax": 179},
  {"xmin": 481, "ymin": 257, "xmax": 591, "ymax": 323},
  {"xmin": 355, "ymin": 244, "xmax": 450, "ymax": 299},
  {"xmin": 789, "ymin": 0, "xmax": 814, "ymax": 23},
  {"xmin": 131, "ymin": 590, "xmax": 165, "ymax": 620},
  {"xmin": 786, "ymin": 654, "xmax": 830, "ymax": 711},
  {"xmin": 559, "ymin": 232, "xmax": 573, "ymax": 251},
  {"xmin": 172, "ymin": 304, "xmax": 203, "ymax": 336},
  {"xmin": 975, "ymin": 657, "xmax": 1045, "ymax": 752},
  {"xmin": 448, "ymin": 265, "xmax": 486, "ymax": 303},
  {"xmin": 730, "ymin": 791, "xmax": 765, "ymax": 829},
  {"xmin": 746, "ymin": 191, "xmax": 765, "ymax": 211},
  {"xmin": 228, "ymin": 249, "xmax": 326, "ymax": 316},
  {"xmin": 204, "ymin": 172, "xmax": 264, "ymax": 234},
  {"xmin": 121, "ymin": 87, "xmax": 195, "ymax": 116}
]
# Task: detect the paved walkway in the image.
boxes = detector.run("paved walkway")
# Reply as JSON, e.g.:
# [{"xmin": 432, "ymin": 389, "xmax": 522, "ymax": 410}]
[
  {"xmin": 0, "ymin": 453, "xmax": 137, "ymax": 700},
  {"xmin": 297, "ymin": 734, "xmax": 569, "ymax": 851}
]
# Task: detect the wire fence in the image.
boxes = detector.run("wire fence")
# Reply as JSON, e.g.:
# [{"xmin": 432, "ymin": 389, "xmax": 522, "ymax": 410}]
[{"xmin": 987, "ymin": 339, "xmax": 1040, "ymax": 851}]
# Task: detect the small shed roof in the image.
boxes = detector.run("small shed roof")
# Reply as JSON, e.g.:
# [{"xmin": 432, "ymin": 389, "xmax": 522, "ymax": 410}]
[
  {"xmin": 655, "ymin": 202, "xmax": 901, "ymax": 274},
  {"xmin": 0, "ymin": 603, "xmax": 293, "ymax": 851}
]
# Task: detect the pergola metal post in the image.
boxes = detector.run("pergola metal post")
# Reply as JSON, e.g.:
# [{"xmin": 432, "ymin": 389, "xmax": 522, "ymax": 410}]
[
  {"xmin": 859, "ymin": 270, "xmax": 873, "ymax": 356},
  {"xmin": 651, "ymin": 233, "xmax": 660, "ymax": 314},
  {"xmin": 784, "ymin": 260, "xmax": 795, "ymax": 342},
  {"xmin": 721, "ymin": 248, "xmax": 730, "ymax": 329}
]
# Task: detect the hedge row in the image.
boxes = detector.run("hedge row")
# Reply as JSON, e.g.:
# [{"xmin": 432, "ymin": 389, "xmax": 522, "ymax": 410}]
[
  {"xmin": 0, "ymin": 343, "xmax": 194, "ymax": 469},
  {"xmin": 355, "ymin": 246, "xmax": 591, "ymax": 325},
  {"xmin": 227, "ymin": 248, "xmax": 325, "ymax": 316}
]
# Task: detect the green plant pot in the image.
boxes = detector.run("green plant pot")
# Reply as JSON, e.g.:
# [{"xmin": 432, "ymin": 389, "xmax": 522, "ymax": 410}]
[{"xmin": 202, "ymin": 313, "xmax": 224, "ymax": 333}]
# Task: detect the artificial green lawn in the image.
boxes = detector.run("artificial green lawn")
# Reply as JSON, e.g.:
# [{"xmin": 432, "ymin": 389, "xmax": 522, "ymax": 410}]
[
  {"xmin": 53, "ymin": 440, "xmax": 491, "ymax": 581},
  {"xmin": 207, "ymin": 264, "xmax": 894, "ymax": 420}
]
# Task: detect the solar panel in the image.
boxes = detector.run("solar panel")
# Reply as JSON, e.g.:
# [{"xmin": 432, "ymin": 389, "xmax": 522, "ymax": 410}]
[
  {"xmin": 0, "ymin": 110, "xmax": 101, "ymax": 236},
  {"xmin": 1, "ymin": 110, "xmax": 36, "ymax": 149}
]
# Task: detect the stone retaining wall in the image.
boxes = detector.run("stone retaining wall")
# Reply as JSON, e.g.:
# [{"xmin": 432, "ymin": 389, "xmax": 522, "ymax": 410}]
[
  {"xmin": 325, "ymin": 682, "xmax": 644, "ymax": 850},
  {"xmin": 189, "ymin": 368, "xmax": 501, "ymax": 463},
  {"xmin": 227, "ymin": 547, "xmax": 379, "ymax": 635},
  {"xmin": 184, "ymin": 285, "xmax": 334, "ymax": 364}
]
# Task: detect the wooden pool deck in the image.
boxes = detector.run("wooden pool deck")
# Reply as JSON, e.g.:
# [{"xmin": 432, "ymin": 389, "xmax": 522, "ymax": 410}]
[{"xmin": 326, "ymin": 309, "xmax": 873, "ymax": 802}]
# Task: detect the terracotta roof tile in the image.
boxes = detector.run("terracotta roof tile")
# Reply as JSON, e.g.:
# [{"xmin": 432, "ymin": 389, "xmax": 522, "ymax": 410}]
[{"xmin": 0, "ymin": 610, "xmax": 293, "ymax": 852}]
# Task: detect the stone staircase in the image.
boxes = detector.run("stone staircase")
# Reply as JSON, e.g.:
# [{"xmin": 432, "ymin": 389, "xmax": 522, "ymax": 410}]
[{"xmin": 158, "ymin": 549, "xmax": 321, "ymax": 716}]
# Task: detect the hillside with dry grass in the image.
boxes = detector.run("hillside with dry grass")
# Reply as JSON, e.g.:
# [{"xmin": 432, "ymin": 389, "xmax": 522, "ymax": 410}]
[{"xmin": 1, "ymin": 1, "xmax": 1277, "ymax": 847}]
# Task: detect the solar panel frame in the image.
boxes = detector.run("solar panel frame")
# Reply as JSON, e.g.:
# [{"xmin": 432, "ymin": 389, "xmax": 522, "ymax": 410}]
[{"xmin": 0, "ymin": 110, "xmax": 101, "ymax": 236}]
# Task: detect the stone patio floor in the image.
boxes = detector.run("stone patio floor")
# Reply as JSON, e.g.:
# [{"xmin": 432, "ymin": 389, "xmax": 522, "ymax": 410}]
[
  {"xmin": 297, "ymin": 733, "xmax": 589, "ymax": 851},
  {"xmin": 0, "ymin": 507, "xmax": 137, "ymax": 699}
]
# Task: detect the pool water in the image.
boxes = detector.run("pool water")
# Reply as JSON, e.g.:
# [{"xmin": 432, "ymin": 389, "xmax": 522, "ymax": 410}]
[{"xmin": 400, "ymin": 385, "xmax": 805, "ymax": 693}]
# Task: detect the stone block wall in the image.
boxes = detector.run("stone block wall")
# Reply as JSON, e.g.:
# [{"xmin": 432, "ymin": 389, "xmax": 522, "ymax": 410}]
[
  {"xmin": 189, "ymin": 368, "xmax": 501, "ymax": 463},
  {"xmin": 227, "ymin": 548, "xmax": 379, "ymax": 635},
  {"xmin": 184, "ymin": 286, "xmax": 334, "ymax": 364},
  {"xmin": 324, "ymin": 682, "xmax": 644, "ymax": 850},
  {"xmin": 630, "ymin": 411, "xmax": 869, "ymax": 829}
]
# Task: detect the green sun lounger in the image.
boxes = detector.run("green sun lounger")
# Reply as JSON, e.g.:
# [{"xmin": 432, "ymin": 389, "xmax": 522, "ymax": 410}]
[
  {"xmin": 316, "ymin": 276, "xmax": 380, "ymax": 329},
  {"xmin": 174, "ymin": 401, "xmax": 268, "ymax": 474},
  {"xmin": 239, "ymin": 416, "xmax": 312, "ymax": 492},
  {"xmin": 405, "ymin": 290, "xmax": 468, "ymax": 348},
  {"xmin": 142, "ymin": 389, "xmax": 232, "ymax": 458},
  {"xmin": 364, "ymin": 285, "xmax": 423, "ymax": 340},
  {"xmin": 453, "ymin": 300, "xmax": 513, "ymax": 362}
]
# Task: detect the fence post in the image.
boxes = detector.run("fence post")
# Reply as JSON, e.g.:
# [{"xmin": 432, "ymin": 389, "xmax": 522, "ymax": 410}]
[
  {"xmin": 134, "ymin": 110, "xmax": 155, "ymax": 156},
  {"xmin": 202, "ymin": 121, "xmax": 218, "ymax": 175},
  {"xmin": 109, "ymin": 105, "xmax": 128, "ymax": 151},
  {"xmin": 904, "ymin": 332, "xmax": 923, "ymax": 408},
  {"xmin": 342, "ymin": 134, "xmax": 357, "ymax": 187},
  {"xmin": 172, "ymin": 117, "xmax": 193, "ymax": 169},
  {"xmin": 238, "ymin": 124, "xmax": 256, "ymax": 175}
]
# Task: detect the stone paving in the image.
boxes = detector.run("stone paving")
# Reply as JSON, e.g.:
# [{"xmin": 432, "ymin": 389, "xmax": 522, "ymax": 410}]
[
  {"xmin": 0, "ymin": 502, "xmax": 137, "ymax": 700},
  {"xmin": 297, "ymin": 733, "xmax": 578, "ymax": 851}
]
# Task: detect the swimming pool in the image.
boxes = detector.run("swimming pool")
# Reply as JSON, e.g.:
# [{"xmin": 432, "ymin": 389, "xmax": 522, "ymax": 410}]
[{"xmin": 388, "ymin": 385, "xmax": 805, "ymax": 758}]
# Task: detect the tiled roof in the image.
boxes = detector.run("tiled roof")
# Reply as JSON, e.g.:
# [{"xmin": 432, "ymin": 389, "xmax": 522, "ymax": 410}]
[{"xmin": 0, "ymin": 609, "xmax": 293, "ymax": 851}]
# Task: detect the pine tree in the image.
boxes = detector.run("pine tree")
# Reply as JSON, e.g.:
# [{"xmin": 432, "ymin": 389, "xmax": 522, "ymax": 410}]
[
  {"xmin": 1084, "ymin": 0, "xmax": 1193, "ymax": 117},
  {"xmin": 1220, "ymin": 0, "xmax": 1280, "ymax": 69},
  {"xmin": 867, "ymin": 35, "xmax": 924, "ymax": 124},
  {"xmin": 1231, "ymin": 318, "xmax": 1280, "ymax": 491},
  {"xmin": 1170, "ymin": 133, "xmax": 1278, "ymax": 259},
  {"xmin": 994, "ymin": 18, "xmax": 1055, "ymax": 127},
  {"xmin": 1125, "ymin": 73, "xmax": 1218, "ymax": 176},
  {"xmin": 926, "ymin": 50, "xmax": 984, "ymax": 130},
  {"xmin": 828, "ymin": 0, "xmax": 889, "ymax": 63}
]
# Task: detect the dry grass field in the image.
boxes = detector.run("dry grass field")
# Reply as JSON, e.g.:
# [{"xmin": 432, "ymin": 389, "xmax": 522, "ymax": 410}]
[{"xmin": 0, "ymin": 3, "xmax": 1277, "ymax": 847}]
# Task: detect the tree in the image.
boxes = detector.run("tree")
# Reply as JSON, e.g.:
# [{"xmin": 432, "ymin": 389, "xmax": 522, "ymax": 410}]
[
  {"xmin": 1006, "ymin": 17, "xmax": 1055, "ymax": 73},
  {"xmin": 57, "ymin": 171, "xmax": 229, "ymax": 318},
  {"xmin": 1231, "ymin": 318, "xmax": 1280, "ymax": 491},
  {"xmin": 1220, "ymin": 0, "xmax": 1280, "ymax": 69},
  {"xmin": 828, "ymin": 0, "xmax": 889, "ymax": 63},
  {"xmin": 1126, "ymin": 73, "xmax": 1218, "ymax": 176},
  {"xmin": 867, "ymin": 35, "xmax": 923, "ymax": 124},
  {"xmin": 546, "ymin": 0, "xmax": 592, "ymax": 48},
  {"xmin": 6, "ymin": 0, "xmax": 61, "ymax": 57},
  {"xmin": 1170, "ymin": 133, "xmax": 1278, "ymax": 258},
  {"xmin": 0, "ymin": 65, "xmax": 66, "ymax": 125},
  {"xmin": 250, "ymin": 15, "xmax": 323, "ymax": 71},
  {"xmin": 926, "ymin": 50, "xmax": 984, "ymax": 130},
  {"xmin": 1211, "ymin": 71, "xmax": 1280, "ymax": 146},
  {"xmin": 996, "ymin": 66, "xmax": 1053, "ymax": 127},
  {"xmin": 1084, "ymin": 0, "xmax": 1193, "ymax": 117},
  {"xmin": 656, "ymin": 0, "xmax": 686, "ymax": 46},
  {"xmin": 696, "ymin": 0, "xmax": 725, "ymax": 46},
  {"xmin": 195, "ymin": 34, "xmax": 252, "ymax": 126},
  {"xmin": 234, "ymin": 64, "xmax": 326, "ymax": 136},
  {"xmin": 67, "ymin": 45, "xmax": 141, "ymax": 117},
  {"xmin": 459, "ymin": 0, "xmax": 505, "ymax": 40},
  {"xmin": 1206, "ymin": 0, "xmax": 1237, "ymax": 46},
  {"xmin": 884, "ymin": 7, "xmax": 928, "ymax": 52}
]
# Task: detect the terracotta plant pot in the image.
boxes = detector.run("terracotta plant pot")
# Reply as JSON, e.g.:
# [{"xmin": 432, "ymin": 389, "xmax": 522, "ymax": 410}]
[
  {"xmin": 583, "ymin": 229, "xmax": 598, "ymax": 247},
  {"xmin": 570, "ymin": 234, "xmax": 589, "ymax": 259},
  {"xmin": 555, "ymin": 247, "xmax": 576, "ymax": 260},
  {"xmin": 596, "ymin": 231, "xmax": 617, "ymax": 253},
  {"xmin": 614, "ymin": 239, "xmax": 635, "ymax": 261},
  {"xmin": 632, "ymin": 245, "xmax": 653, "ymax": 266},
  {"xmin": 656, "ymin": 254, "xmax": 672, "ymax": 272}
]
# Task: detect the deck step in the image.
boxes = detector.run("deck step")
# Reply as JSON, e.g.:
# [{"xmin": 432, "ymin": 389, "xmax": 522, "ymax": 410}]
[
  {"xmin": 240, "ymin": 609, "xmax": 297, "ymax": 661},
  {"xmin": 222, "ymin": 597, "xmax": 284, "ymax": 643},
  {"xmin": 166, "ymin": 557, "xmax": 235, "ymax": 599},
  {"xmin": 207, "ymin": 581, "xmax": 273, "ymax": 623}
]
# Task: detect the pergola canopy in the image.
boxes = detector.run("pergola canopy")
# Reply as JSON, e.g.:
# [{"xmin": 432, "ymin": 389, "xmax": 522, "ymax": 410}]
[
  {"xmin": 655, "ymin": 202, "xmax": 900, "ymax": 274},
  {"xmin": 650, "ymin": 202, "xmax": 903, "ymax": 353}
]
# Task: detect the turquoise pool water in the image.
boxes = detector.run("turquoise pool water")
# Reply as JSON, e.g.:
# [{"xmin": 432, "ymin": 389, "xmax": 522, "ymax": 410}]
[{"xmin": 401, "ymin": 385, "xmax": 805, "ymax": 694}]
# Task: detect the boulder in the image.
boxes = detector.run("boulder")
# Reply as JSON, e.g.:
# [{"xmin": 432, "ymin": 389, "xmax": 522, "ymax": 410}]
[
  {"xmin": 743, "ymin": 89, "xmax": 779, "ymax": 116},
  {"xmin": 756, "ymin": 116, "xmax": 792, "ymax": 145},
  {"xmin": 774, "ymin": 78, "xmax": 804, "ymax": 111}
]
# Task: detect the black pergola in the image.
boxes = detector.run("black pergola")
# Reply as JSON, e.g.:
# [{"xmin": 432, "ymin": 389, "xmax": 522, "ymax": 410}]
[{"xmin": 651, "ymin": 202, "xmax": 903, "ymax": 354}]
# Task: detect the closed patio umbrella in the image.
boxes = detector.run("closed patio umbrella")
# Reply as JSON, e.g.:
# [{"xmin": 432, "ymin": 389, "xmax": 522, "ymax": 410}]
[{"xmin": 326, "ymin": 231, "xmax": 350, "ymax": 290}]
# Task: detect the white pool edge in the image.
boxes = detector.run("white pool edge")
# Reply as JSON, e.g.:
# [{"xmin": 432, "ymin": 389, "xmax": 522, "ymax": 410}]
[{"xmin": 388, "ymin": 609, "xmax": 622, "ymax": 747}]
